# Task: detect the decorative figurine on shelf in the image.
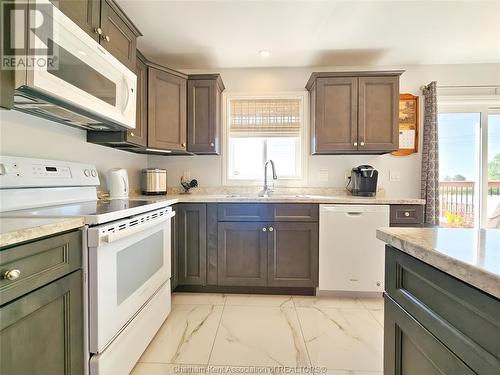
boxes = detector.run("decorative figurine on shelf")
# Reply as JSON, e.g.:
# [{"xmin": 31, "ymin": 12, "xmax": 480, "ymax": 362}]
[{"xmin": 180, "ymin": 176, "xmax": 198, "ymax": 194}]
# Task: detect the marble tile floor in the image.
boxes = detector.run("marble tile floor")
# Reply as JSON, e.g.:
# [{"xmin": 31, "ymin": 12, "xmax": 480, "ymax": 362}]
[{"xmin": 132, "ymin": 293, "xmax": 384, "ymax": 375}]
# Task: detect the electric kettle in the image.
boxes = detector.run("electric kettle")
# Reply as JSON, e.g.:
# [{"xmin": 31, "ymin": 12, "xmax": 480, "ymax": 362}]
[{"xmin": 107, "ymin": 168, "xmax": 129, "ymax": 199}]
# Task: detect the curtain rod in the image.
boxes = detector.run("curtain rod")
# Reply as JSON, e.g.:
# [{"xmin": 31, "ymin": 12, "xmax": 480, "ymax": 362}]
[{"xmin": 420, "ymin": 84, "xmax": 499, "ymax": 91}]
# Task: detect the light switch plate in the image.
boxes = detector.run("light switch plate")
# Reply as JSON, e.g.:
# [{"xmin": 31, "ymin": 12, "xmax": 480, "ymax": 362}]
[
  {"xmin": 318, "ymin": 170, "xmax": 329, "ymax": 182},
  {"xmin": 389, "ymin": 170, "xmax": 401, "ymax": 182}
]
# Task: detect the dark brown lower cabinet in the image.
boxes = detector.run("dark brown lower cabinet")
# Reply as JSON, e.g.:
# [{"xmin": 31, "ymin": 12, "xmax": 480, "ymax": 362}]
[
  {"xmin": 267, "ymin": 222, "xmax": 318, "ymax": 287},
  {"xmin": 384, "ymin": 296, "xmax": 474, "ymax": 375},
  {"xmin": 218, "ymin": 222, "xmax": 268, "ymax": 286},
  {"xmin": 170, "ymin": 204, "xmax": 179, "ymax": 290},
  {"xmin": 173, "ymin": 203, "xmax": 320, "ymax": 291},
  {"xmin": 0, "ymin": 270, "xmax": 84, "ymax": 375},
  {"xmin": 177, "ymin": 204, "xmax": 207, "ymax": 285}
]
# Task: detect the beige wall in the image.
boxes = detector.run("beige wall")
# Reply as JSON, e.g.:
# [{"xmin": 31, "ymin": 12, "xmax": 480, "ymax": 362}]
[
  {"xmin": 0, "ymin": 110, "xmax": 148, "ymax": 191},
  {"xmin": 1, "ymin": 63, "xmax": 498, "ymax": 197},
  {"xmin": 150, "ymin": 63, "xmax": 500, "ymax": 198}
]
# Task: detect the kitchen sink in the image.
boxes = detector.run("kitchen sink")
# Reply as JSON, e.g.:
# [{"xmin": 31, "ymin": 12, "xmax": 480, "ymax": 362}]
[{"xmin": 225, "ymin": 193, "xmax": 314, "ymax": 199}]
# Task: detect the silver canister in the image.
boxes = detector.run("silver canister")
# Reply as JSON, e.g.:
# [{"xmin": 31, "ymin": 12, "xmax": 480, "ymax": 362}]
[{"xmin": 141, "ymin": 168, "xmax": 167, "ymax": 195}]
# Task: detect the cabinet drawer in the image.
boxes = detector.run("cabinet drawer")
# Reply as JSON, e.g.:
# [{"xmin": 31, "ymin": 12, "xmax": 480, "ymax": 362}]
[
  {"xmin": 390, "ymin": 205, "xmax": 424, "ymax": 225},
  {"xmin": 217, "ymin": 203, "xmax": 319, "ymax": 222},
  {"xmin": 269, "ymin": 204, "xmax": 319, "ymax": 222},
  {"xmin": 218, "ymin": 204, "xmax": 268, "ymax": 222},
  {"xmin": 385, "ymin": 246, "xmax": 500, "ymax": 373},
  {"xmin": 0, "ymin": 231, "xmax": 82, "ymax": 305}
]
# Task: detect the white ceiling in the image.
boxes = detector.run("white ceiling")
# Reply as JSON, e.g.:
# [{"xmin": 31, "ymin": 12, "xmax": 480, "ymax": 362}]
[{"xmin": 117, "ymin": 0, "xmax": 500, "ymax": 69}]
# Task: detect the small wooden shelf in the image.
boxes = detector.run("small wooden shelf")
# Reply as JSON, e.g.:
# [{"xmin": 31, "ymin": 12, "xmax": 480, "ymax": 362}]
[{"xmin": 392, "ymin": 93, "xmax": 419, "ymax": 156}]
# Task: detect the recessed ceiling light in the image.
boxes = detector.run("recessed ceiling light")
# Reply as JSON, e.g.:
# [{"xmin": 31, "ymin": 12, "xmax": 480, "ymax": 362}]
[{"xmin": 259, "ymin": 50, "xmax": 271, "ymax": 58}]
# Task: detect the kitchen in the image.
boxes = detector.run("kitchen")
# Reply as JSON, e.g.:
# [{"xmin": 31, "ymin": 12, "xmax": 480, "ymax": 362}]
[{"xmin": 0, "ymin": 1, "xmax": 499, "ymax": 375}]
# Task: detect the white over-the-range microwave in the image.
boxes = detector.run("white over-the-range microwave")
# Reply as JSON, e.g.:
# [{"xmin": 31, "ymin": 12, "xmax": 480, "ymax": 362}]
[{"xmin": 8, "ymin": 0, "xmax": 136, "ymax": 131}]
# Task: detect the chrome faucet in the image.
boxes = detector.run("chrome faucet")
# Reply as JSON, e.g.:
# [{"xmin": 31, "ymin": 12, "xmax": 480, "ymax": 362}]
[{"xmin": 259, "ymin": 160, "xmax": 277, "ymax": 197}]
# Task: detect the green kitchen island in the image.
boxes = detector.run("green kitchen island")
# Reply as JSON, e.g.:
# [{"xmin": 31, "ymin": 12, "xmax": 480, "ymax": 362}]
[{"xmin": 377, "ymin": 227, "xmax": 500, "ymax": 375}]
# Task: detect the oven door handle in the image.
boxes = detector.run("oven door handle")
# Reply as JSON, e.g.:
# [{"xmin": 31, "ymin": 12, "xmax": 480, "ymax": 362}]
[{"xmin": 104, "ymin": 211, "xmax": 175, "ymax": 243}]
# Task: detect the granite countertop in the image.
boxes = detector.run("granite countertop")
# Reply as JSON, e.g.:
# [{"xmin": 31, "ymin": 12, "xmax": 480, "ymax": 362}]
[
  {"xmin": 0, "ymin": 217, "xmax": 85, "ymax": 248},
  {"xmin": 135, "ymin": 194, "xmax": 425, "ymax": 205},
  {"xmin": 377, "ymin": 227, "xmax": 500, "ymax": 299}
]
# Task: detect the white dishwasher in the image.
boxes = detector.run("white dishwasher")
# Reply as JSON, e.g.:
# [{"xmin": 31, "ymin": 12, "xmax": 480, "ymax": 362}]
[{"xmin": 319, "ymin": 204, "xmax": 390, "ymax": 293}]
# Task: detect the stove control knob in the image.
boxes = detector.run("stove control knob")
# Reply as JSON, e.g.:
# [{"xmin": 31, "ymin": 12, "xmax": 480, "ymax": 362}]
[
  {"xmin": 91, "ymin": 169, "xmax": 97, "ymax": 177},
  {"xmin": 84, "ymin": 169, "xmax": 90, "ymax": 177}
]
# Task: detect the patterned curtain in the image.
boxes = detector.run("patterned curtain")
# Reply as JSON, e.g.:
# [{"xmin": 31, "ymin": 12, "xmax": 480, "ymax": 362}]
[{"xmin": 421, "ymin": 82, "xmax": 440, "ymax": 225}]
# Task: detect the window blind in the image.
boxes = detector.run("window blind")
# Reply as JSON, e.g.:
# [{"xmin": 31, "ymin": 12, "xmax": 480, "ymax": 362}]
[{"xmin": 230, "ymin": 98, "xmax": 301, "ymax": 137}]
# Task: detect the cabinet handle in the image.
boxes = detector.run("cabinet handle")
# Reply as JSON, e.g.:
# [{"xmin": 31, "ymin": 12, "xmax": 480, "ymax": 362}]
[
  {"xmin": 101, "ymin": 35, "xmax": 110, "ymax": 42},
  {"xmin": 404, "ymin": 212, "xmax": 410, "ymax": 217},
  {"xmin": 94, "ymin": 27, "xmax": 102, "ymax": 35},
  {"xmin": 181, "ymin": 143, "xmax": 186, "ymax": 147},
  {"xmin": 354, "ymin": 142, "xmax": 358, "ymax": 147},
  {"xmin": 210, "ymin": 142, "xmax": 215, "ymax": 147},
  {"xmin": 3, "ymin": 269, "xmax": 21, "ymax": 281},
  {"xmin": 360, "ymin": 141, "xmax": 365, "ymax": 146},
  {"xmin": 269, "ymin": 227, "xmax": 274, "ymax": 232},
  {"xmin": 262, "ymin": 227, "xmax": 267, "ymax": 232},
  {"xmin": 130, "ymin": 132, "xmax": 135, "ymax": 137}
]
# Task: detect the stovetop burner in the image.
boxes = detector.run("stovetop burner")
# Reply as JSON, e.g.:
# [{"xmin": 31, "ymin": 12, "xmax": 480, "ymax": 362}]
[{"xmin": 1, "ymin": 198, "xmax": 174, "ymax": 226}]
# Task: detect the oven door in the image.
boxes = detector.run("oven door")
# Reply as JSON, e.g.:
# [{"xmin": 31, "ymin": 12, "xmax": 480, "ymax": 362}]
[
  {"xmin": 88, "ymin": 209, "xmax": 174, "ymax": 353},
  {"xmin": 25, "ymin": 0, "xmax": 136, "ymax": 129}
]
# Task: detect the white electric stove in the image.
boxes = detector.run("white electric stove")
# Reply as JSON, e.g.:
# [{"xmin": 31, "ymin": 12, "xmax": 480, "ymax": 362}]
[{"xmin": 0, "ymin": 156, "xmax": 174, "ymax": 375}]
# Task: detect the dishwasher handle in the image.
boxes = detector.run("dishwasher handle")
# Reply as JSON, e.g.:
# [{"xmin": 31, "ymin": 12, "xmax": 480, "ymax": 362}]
[{"xmin": 321, "ymin": 205, "xmax": 390, "ymax": 214}]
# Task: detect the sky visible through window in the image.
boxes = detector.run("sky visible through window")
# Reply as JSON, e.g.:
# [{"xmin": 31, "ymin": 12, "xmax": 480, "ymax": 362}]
[{"xmin": 438, "ymin": 113, "xmax": 500, "ymax": 181}]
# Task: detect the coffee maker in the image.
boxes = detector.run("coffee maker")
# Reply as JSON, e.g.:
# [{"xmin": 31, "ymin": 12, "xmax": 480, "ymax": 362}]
[{"xmin": 346, "ymin": 165, "xmax": 378, "ymax": 197}]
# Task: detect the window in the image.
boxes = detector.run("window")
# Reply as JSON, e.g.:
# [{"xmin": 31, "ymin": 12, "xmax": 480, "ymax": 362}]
[
  {"xmin": 438, "ymin": 88, "xmax": 500, "ymax": 228},
  {"xmin": 224, "ymin": 95, "xmax": 306, "ymax": 184}
]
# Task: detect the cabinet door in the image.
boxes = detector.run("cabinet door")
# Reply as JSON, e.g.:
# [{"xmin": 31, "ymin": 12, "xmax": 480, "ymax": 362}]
[
  {"xmin": 50, "ymin": 0, "xmax": 100, "ymax": 41},
  {"xmin": 384, "ymin": 296, "xmax": 474, "ymax": 375},
  {"xmin": 0, "ymin": 271, "xmax": 84, "ymax": 375},
  {"xmin": 126, "ymin": 52, "xmax": 147, "ymax": 147},
  {"xmin": 148, "ymin": 67, "xmax": 187, "ymax": 151},
  {"xmin": 170, "ymin": 205, "xmax": 179, "ymax": 290},
  {"xmin": 358, "ymin": 76, "xmax": 399, "ymax": 152},
  {"xmin": 313, "ymin": 77, "xmax": 358, "ymax": 154},
  {"xmin": 177, "ymin": 204, "xmax": 207, "ymax": 285},
  {"xmin": 187, "ymin": 79, "xmax": 219, "ymax": 154},
  {"xmin": 267, "ymin": 222, "xmax": 318, "ymax": 287},
  {"xmin": 218, "ymin": 222, "xmax": 268, "ymax": 286},
  {"xmin": 99, "ymin": 0, "xmax": 137, "ymax": 70}
]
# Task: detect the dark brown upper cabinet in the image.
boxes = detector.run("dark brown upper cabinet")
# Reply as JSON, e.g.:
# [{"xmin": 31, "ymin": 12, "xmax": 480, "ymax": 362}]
[
  {"xmin": 148, "ymin": 64, "xmax": 188, "ymax": 152},
  {"xmin": 50, "ymin": 0, "xmax": 100, "ymax": 41},
  {"xmin": 187, "ymin": 74, "xmax": 225, "ymax": 155},
  {"xmin": 51, "ymin": 0, "xmax": 141, "ymax": 71},
  {"xmin": 99, "ymin": 0, "xmax": 140, "ymax": 70},
  {"xmin": 126, "ymin": 51, "xmax": 148, "ymax": 147},
  {"xmin": 358, "ymin": 76, "xmax": 400, "ymax": 152},
  {"xmin": 306, "ymin": 71, "xmax": 402, "ymax": 154}
]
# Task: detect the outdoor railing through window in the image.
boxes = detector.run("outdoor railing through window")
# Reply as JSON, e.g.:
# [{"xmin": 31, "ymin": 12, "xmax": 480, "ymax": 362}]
[{"xmin": 439, "ymin": 181, "xmax": 500, "ymax": 227}]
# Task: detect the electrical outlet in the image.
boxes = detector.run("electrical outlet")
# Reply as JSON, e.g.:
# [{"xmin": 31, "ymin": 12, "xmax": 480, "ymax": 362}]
[
  {"xmin": 389, "ymin": 170, "xmax": 401, "ymax": 182},
  {"xmin": 318, "ymin": 170, "xmax": 329, "ymax": 182}
]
